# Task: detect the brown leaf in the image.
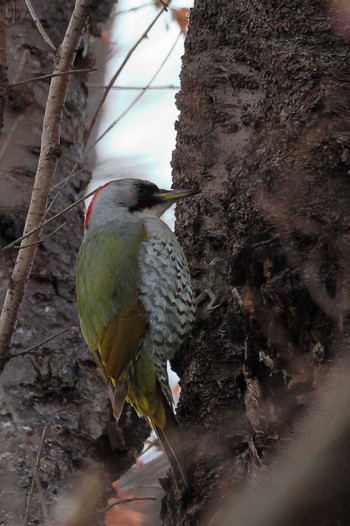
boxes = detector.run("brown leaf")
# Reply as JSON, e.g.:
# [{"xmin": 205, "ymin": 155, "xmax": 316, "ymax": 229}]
[{"xmin": 171, "ymin": 8, "xmax": 190, "ymax": 35}]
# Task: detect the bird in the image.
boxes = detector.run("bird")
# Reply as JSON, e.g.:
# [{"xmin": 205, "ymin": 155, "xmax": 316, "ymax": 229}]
[{"xmin": 76, "ymin": 178, "xmax": 199, "ymax": 488}]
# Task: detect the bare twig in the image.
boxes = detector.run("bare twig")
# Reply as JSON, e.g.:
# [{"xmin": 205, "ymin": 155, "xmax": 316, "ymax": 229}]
[
  {"xmin": 46, "ymin": 163, "xmax": 81, "ymax": 216},
  {"xmin": 84, "ymin": 1, "xmax": 170, "ymax": 147},
  {"xmin": 24, "ymin": 0, "xmax": 56, "ymax": 52},
  {"xmin": 10, "ymin": 67, "xmax": 97, "ymax": 88},
  {"xmin": 2, "ymin": 190, "xmax": 95, "ymax": 254},
  {"xmin": 0, "ymin": 0, "xmax": 96, "ymax": 365},
  {"xmin": 88, "ymin": 28, "xmax": 182, "ymax": 152},
  {"xmin": 12, "ymin": 328, "xmax": 69, "ymax": 359},
  {"xmin": 24, "ymin": 426, "xmax": 49, "ymax": 526},
  {"xmin": 86, "ymin": 83, "xmax": 180, "ymax": 90},
  {"xmin": 117, "ymin": 3, "xmax": 154, "ymax": 14},
  {"xmin": 14, "ymin": 222, "xmax": 66, "ymax": 249},
  {"xmin": 50, "ymin": 163, "xmax": 83, "ymax": 191},
  {"xmin": 235, "ymin": 235, "xmax": 280, "ymax": 249},
  {"xmin": 99, "ymin": 497, "xmax": 156, "ymax": 514},
  {"xmin": 159, "ymin": 0, "xmax": 169, "ymax": 12},
  {"xmin": 2, "ymin": 189, "xmax": 95, "ymax": 253}
]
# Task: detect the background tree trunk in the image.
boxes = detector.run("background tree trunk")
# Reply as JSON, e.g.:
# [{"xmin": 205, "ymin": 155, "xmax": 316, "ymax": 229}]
[
  {"xmin": 0, "ymin": 2, "xmax": 149, "ymax": 524},
  {"xmin": 165, "ymin": 0, "xmax": 350, "ymax": 524},
  {"xmin": 0, "ymin": 0, "xmax": 7, "ymax": 131}
]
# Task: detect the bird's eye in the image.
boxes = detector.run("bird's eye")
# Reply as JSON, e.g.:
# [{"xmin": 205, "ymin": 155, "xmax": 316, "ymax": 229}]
[{"xmin": 136, "ymin": 184, "xmax": 145, "ymax": 194}]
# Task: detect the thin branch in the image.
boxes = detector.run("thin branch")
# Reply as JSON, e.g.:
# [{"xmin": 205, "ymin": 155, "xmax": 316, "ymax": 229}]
[
  {"xmin": 99, "ymin": 497, "xmax": 156, "ymax": 514},
  {"xmin": 12, "ymin": 328, "xmax": 69, "ymax": 359},
  {"xmin": 14, "ymin": 222, "xmax": 66, "ymax": 250},
  {"xmin": 24, "ymin": 0, "xmax": 56, "ymax": 52},
  {"xmin": 50, "ymin": 163, "xmax": 82, "ymax": 191},
  {"xmin": 117, "ymin": 3, "xmax": 154, "ymax": 14},
  {"xmin": 10, "ymin": 67, "xmax": 97, "ymax": 88},
  {"xmin": 46, "ymin": 163, "xmax": 86, "ymax": 218},
  {"xmin": 24, "ymin": 426, "xmax": 49, "ymax": 526},
  {"xmin": 0, "ymin": 0, "xmax": 96, "ymax": 365},
  {"xmin": 86, "ymin": 83, "xmax": 180, "ymax": 90},
  {"xmin": 2, "ymin": 189, "xmax": 95, "ymax": 253},
  {"xmin": 88, "ymin": 29, "xmax": 182, "ymax": 152},
  {"xmin": 84, "ymin": 1, "xmax": 170, "ymax": 147},
  {"xmin": 159, "ymin": 0, "xmax": 169, "ymax": 11}
]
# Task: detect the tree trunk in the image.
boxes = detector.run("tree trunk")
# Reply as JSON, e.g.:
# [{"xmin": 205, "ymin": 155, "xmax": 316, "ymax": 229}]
[
  {"xmin": 165, "ymin": 0, "xmax": 350, "ymax": 524},
  {"xmin": 0, "ymin": 2, "xmax": 148, "ymax": 524},
  {"xmin": 0, "ymin": 0, "xmax": 7, "ymax": 130}
]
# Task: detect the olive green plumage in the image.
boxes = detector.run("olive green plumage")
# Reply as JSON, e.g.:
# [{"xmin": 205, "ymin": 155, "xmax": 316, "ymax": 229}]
[{"xmin": 76, "ymin": 226, "xmax": 141, "ymax": 350}]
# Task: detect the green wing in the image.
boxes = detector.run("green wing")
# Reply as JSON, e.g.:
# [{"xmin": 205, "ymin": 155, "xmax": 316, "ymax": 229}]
[{"xmin": 76, "ymin": 224, "xmax": 143, "ymax": 351}]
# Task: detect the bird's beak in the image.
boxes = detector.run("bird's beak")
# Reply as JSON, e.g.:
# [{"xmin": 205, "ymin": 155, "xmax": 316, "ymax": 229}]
[{"xmin": 155, "ymin": 188, "xmax": 200, "ymax": 203}]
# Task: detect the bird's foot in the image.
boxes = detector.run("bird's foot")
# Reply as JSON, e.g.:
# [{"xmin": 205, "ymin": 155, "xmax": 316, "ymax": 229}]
[{"xmin": 196, "ymin": 289, "xmax": 222, "ymax": 310}]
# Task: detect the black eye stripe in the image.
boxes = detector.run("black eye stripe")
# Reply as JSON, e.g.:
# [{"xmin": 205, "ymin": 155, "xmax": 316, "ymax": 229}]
[
  {"xmin": 129, "ymin": 182, "xmax": 160, "ymax": 212},
  {"xmin": 134, "ymin": 183, "xmax": 158, "ymax": 195}
]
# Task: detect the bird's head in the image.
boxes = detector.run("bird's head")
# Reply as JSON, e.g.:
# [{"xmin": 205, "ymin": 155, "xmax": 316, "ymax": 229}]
[{"xmin": 85, "ymin": 178, "xmax": 200, "ymax": 227}]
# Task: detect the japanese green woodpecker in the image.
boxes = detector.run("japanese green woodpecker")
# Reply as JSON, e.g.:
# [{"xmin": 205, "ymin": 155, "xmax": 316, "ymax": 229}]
[{"xmin": 76, "ymin": 178, "xmax": 199, "ymax": 487}]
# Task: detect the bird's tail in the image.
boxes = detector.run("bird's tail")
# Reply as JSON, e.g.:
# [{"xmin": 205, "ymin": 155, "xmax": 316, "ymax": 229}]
[{"xmin": 153, "ymin": 390, "xmax": 189, "ymax": 490}]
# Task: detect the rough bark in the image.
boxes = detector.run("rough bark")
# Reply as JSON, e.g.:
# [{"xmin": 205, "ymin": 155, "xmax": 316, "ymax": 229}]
[
  {"xmin": 164, "ymin": 0, "xmax": 350, "ymax": 524},
  {"xmin": 0, "ymin": 2, "xmax": 149, "ymax": 525},
  {"xmin": 0, "ymin": 0, "xmax": 7, "ymax": 131}
]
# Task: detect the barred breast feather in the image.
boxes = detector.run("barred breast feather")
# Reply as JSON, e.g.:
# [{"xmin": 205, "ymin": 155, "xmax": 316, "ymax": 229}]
[{"xmin": 140, "ymin": 216, "xmax": 196, "ymax": 362}]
